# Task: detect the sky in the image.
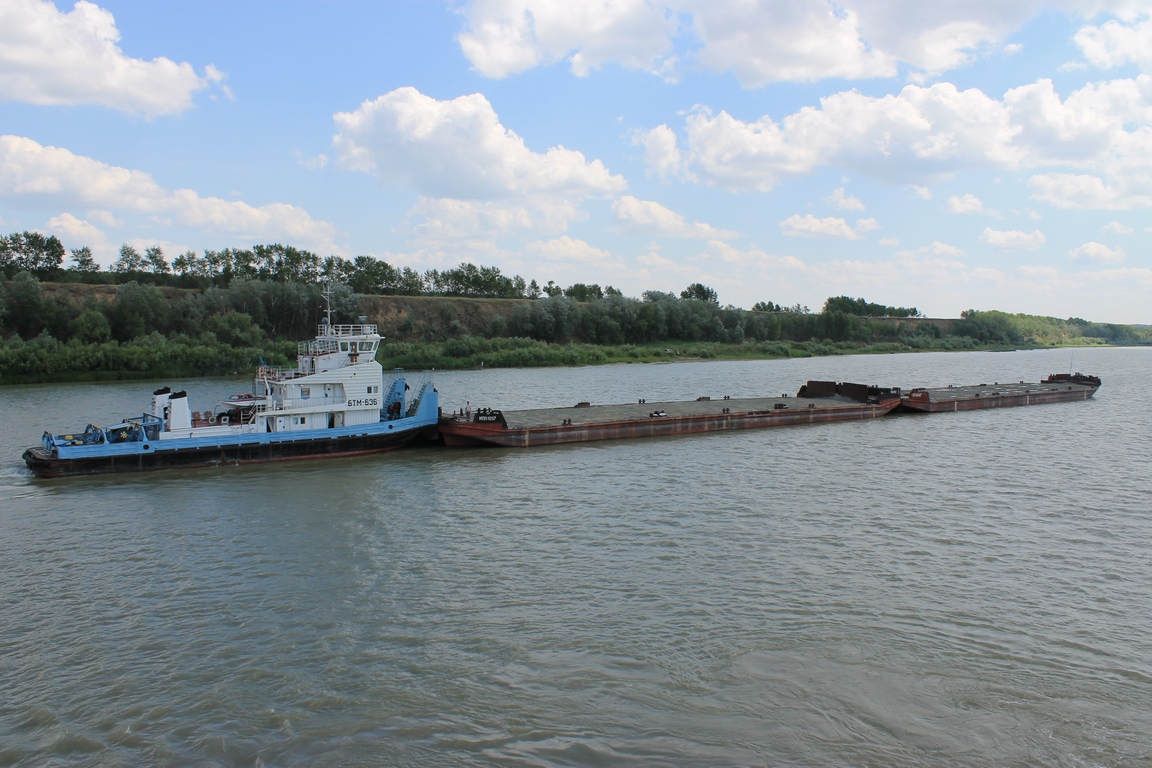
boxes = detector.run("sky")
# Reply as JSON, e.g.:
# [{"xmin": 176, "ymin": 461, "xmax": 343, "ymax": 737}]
[{"xmin": 1, "ymin": 1, "xmax": 1151, "ymax": 322}]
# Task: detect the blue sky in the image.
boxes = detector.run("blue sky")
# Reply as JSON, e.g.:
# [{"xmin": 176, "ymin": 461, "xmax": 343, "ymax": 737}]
[{"xmin": 2, "ymin": 1, "xmax": 1151, "ymax": 322}]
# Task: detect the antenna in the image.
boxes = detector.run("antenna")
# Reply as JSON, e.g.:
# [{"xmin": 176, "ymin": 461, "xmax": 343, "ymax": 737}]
[{"xmin": 322, "ymin": 281, "xmax": 334, "ymax": 329}]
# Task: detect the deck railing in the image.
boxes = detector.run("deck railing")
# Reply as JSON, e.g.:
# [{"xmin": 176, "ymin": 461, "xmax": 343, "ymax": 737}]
[{"xmin": 317, "ymin": 324, "xmax": 377, "ymax": 337}]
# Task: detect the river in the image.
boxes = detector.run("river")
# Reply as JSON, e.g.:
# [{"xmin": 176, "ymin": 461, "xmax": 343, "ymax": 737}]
[{"xmin": 1, "ymin": 347, "xmax": 1150, "ymax": 766}]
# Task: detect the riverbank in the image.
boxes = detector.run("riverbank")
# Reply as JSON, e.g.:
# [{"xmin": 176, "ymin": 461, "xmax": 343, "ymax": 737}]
[
  {"xmin": 374, "ymin": 334, "xmax": 1110, "ymax": 372},
  {"xmin": 0, "ymin": 332, "xmax": 1111, "ymax": 385},
  {"xmin": 2, "ymin": 275, "xmax": 1144, "ymax": 384}
]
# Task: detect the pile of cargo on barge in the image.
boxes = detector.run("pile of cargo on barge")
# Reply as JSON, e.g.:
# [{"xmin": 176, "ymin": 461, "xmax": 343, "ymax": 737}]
[
  {"xmin": 438, "ymin": 381, "xmax": 901, "ymax": 448},
  {"xmin": 898, "ymin": 373, "xmax": 1101, "ymax": 413}
]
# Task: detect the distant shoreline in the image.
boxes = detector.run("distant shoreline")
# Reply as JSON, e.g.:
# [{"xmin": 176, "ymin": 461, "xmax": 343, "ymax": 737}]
[{"xmin": 1, "ymin": 338, "xmax": 1129, "ymax": 386}]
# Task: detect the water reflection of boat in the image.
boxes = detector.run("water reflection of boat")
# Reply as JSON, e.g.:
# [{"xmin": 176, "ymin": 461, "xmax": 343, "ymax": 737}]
[{"xmin": 23, "ymin": 317, "xmax": 439, "ymax": 478}]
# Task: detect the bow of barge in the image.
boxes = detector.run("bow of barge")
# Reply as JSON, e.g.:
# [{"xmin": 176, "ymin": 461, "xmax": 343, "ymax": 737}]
[{"xmin": 439, "ymin": 381, "xmax": 901, "ymax": 448}]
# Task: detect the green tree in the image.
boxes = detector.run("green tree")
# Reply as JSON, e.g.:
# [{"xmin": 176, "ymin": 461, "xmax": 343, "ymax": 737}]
[
  {"xmin": 145, "ymin": 245, "xmax": 170, "ymax": 274},
  {"xmin": 822, "ymin": 295, "xmax": 920, "ymax": 317},
  {"xmin": 564, "ymin": 283, "xmax": 603, "ymax": 302},
  {"xmin": 681, "ymin": 282, "xmax": 719, "ymax": 304},
  {"xmin": 5, "ymin": 271, "xmax": 45, "ymax": 337},
  {"xmin": 114, "ymin": 244, "xmax": 147, "ymax": 273},
  {"xmin": 752, "ymin": 300, "xmax": 782, "ymax": 312},
  {"xmin": 172, "ymin": 250, "xmax": 204, "ymax": 277},
  {"xmin": 206, "ymin": 311, "xmax": 265, "ymax": 347},
  {"xmin": 68, "ymin": 246, "xmax": 99, "ymax": 273},
  {"xmin": 110, "ymin": 282, "xmax": 170, "ymax": 340},
  {"xmin": 0, "ymin": 231, "xmax": 65, "ymax": 276},
  {"xmin": 69, "ymin": 307, "xmax": 112, "ymax": 343}
]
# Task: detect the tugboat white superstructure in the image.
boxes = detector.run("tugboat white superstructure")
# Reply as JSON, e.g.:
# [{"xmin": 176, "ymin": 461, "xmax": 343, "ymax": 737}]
[{"xmin": 23, "ymin": 316, "xmax": 439, "ymax": 477}]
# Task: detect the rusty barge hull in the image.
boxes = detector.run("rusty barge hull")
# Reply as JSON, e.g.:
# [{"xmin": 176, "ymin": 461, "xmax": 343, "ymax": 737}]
[
  {"xmin": 440, "ymin": 382, "xmax": 900, "ymax": 448},
  {"xmin": 899, "ymin": 373, "xmax": 1100, "ymax": 414}
]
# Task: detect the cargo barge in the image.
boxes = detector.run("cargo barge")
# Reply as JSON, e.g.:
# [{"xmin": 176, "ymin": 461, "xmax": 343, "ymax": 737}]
[
  {"xmin": 23, "ymin": 318, "xmax": 439, "ymax": 478},
  {"xmin": 898, "ymin": 373, "xmax": 1101, "ymax": 413},
  {"xmin": 438, "ymin": 381, "xmax": 900, "ymax": 448}
]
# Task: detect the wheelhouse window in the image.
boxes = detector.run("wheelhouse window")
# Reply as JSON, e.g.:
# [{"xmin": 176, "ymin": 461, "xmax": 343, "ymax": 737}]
[
  {"xmin": 360, "ymin": 341, "xmax": 374, "ymax": 352},
  {"xmin": 340, "ymin": 341, "xmax": 349, "ymax": 352}
]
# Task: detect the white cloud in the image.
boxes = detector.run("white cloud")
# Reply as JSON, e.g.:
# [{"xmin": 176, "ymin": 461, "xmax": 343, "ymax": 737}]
[
  {"xmin": 779, "ymin": 214, "xmax": 860, "ymax": 239},
  {"xmin": 879, "ymin": 237, "xmax": 900, "ymax": 246},
  {"xmin": 0, "ymin": 0, "xmax": 224, "ymax": 116},
  {"xmin": 828, "ymin": 187, "xmax": 865, "ymax": 210},
  {"xmin": 699, "ymin": 240, "xmax": 805, "ymax": 270},
  {"xmin": 1075, "ymin": 16, "xmax": 1152, "ymax": 70},
  {"xmin": 669, "ymin": 83, "xmax": 1020, "ymax": 191},
  {"xmin": 1097, "ymin": 266, "xmax": 1152, "ymax": 287},
  {"xmin": 1100, "ymin": 220, "xmax": 1134, "ymax": 233},
  {"xmin": 611, "ymin": 195, "xmax": 735, "ymax": 239},
  {"xmin": 296, "ymin": 152, "xmax": 328, "ymax": 170},
  {"xmin": 647, "ymin": 75, "xmax": 1152, "ymax": 205},
  {"xmin": 0, "ymin": 135, "xmax": 339, "ymax": 251},
  {"xmin": 687, "ymin": 2, "xmax": 894, "ymax": 85},
  {"xmin": 855, "ymin": 217, "xmax": 881, "ymax": 233},
  {"xmin": 926, "ymin": 240, "xmax": 966, "ymax": 258},
  {"xmin": 947, "ymin": 193, "xmax": 985, "ymax": 213},
  {"xmin": 912, "ymin": 185, "xmax": 933, "ymax": 200},
  {"xmin": 632, "ymin": 124, "xmax": 687, "ymax": 180},
  {"xmin": 522, "ymin": 236, "xmax": 631, "ymax": 287},
  {"xmin": 457, "ymin": 0, "xmax": 677, "ymax": 79},
  {"xmin": 526, "ymin": 235, "xmax": 617, "ymax": 265},
  {"xmin": 333, "ymin": 87, "xmax": 625, "ymax": 202},
  {"xmin": 980, "ymin": 227, "xmax": 1047, "ymax": 251},
  {"xmin": 456, "ymin": 1, "xmax": 1076, "ymax": 85},
  {"xmin": 333, "ymin": 87, "xmax": 626, "ymax": 238},
  {"xmin": 45, "ymin": 212, "xmax": 110, "ymax": 257},
  {"xmin": 1070, "ymin": 241, "xmax": 1126, "ymax": 263},
  {"xmin": 405, "ymin": 196, "xmax": 582, "ymax": 237},
  {"xmin": 1029, "ymin": 172, "xmax": 1152, "ymax": 209}
]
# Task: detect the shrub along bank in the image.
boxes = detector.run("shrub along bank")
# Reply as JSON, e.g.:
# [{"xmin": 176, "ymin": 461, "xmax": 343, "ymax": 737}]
[{"xmin": 0, "ymin": 274, "xmax": 1147, "ymax": 383}]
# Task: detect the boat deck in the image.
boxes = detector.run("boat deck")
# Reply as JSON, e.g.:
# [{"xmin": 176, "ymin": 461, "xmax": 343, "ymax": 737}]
[
  {"xmin": 904, "ymin": 379, "xmax": 1093, "ymax": 403},
  {"xmin": 457, "ymin": 393, "xmax": 869, "ymax": 429}
]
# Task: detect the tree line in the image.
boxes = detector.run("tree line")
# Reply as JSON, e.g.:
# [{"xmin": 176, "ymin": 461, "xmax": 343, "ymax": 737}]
[
  {"xmin": 2, "ymin": 232, "xmax": 832, "ymax": 313},
  {"xmin": 3, "ymin": 231, "xmax": 1150, "ymax": 382}
]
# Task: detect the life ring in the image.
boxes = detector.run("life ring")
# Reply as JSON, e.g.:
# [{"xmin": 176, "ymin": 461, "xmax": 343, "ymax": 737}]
[
  {"xmin": 220, "ymin": 415, "xmax": 230, "ymax": 425},
  {"xmin": 208, "ymin": 414, "xmax": 217, "ymax": 424}
]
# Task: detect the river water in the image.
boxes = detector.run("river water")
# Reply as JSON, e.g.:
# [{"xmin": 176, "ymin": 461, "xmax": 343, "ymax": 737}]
[{"xmin": 1, "ymin": 347, "xmax": 1150, "ymax": 767}]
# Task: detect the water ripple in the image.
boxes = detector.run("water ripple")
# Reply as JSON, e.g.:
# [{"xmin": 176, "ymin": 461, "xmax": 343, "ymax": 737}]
[{"xmin": 1, "ymin": 347, "xmax": 1150, "ymax": 766}]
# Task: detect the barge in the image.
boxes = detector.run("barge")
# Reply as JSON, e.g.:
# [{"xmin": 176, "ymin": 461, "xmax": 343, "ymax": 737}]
[
  {"xmin": 23, "ymin": 318, "xmax": 439, "ymax": 478},
  {"xmin": 898, "ymin": 373, "xmax": 1101, "ymax": 413},
  {"xmin": 438, "ymin": 381, "xmax": 901, "ymax": 448}
]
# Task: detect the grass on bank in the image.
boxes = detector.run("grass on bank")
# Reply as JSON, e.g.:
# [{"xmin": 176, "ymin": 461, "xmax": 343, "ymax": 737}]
[
  {"xmin": 0, "ymin": 329, "xmax": 1115, "ymax": 386},
  {"xmin": 375, "ymin": 334, "xmax": 1108, "ymax": 372}
]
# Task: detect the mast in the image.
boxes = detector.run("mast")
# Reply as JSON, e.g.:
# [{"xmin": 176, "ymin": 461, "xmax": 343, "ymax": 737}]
[{"xmin": 322, "ymin": 281, "xmax": 334, "ymax": 330}]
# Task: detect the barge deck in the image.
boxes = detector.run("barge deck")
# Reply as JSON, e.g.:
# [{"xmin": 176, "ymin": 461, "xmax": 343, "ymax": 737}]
[
  {"xmin": 899, "ymin": 373, "xmax": 1101, "ymax": 413},
  {"xmin": 440, "ymin": 381, "xmax": 900, "ymax": 448}
]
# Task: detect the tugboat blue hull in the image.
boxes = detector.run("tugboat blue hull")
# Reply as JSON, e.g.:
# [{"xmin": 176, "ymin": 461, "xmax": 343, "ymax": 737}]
[{"xmin": 23, "ymin": 422, "xmax": 437, "ymax": 478}]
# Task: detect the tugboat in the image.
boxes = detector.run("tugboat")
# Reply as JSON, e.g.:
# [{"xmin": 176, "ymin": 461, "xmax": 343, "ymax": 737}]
[{"xmin": 23, "ymin": 309, "xmax": 439, "ymax": 478}]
